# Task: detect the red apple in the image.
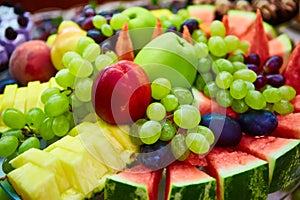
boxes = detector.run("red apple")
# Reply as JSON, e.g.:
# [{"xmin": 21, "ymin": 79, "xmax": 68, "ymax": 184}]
[
  {"xmin": 9, "ymin": 40, "xmax": 57, "ymax": 86},
  {"xmin": 92, "ymin": 60, "xmax": 151, "ymax": 125}
]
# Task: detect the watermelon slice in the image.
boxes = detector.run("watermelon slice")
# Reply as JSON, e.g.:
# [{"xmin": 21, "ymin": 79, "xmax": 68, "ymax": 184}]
[
  {"xmin": 187, "ymin": 5, "xmax": 216, "ymax": 24},
  {"xmin": 268, "ymin": 33, "xmax": 293, "ymax": 73},
  {"xmin": 206, "ymin": 147, "xmax": 269, "ymax": 200},
  {"xmin": 283, "ymin": 41, "xmax": 300, "ymax": 94},
  {"xmin": 291, "ymin": 95, "xmax": 300, "ymax": 112},
  {"xmin": 237, "ymin": 135, "xmax": 300, "ymax": 193},
  {"xmin": 272, "ymin": 113, "xmax": 300, "ymax": 139},
  {"xmin": 165, "ymin": 161, "xmax": 216, "ymax": 200},
  {"xmin": 104, "ymin": 165, "xmax": 163, "ymax": 200},
  {"xmin": 183, "ymin": 152, "xmax": 208, "ymax": 167}
]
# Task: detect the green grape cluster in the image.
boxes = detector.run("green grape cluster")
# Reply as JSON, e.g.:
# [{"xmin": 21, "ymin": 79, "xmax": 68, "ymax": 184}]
[
  {"xmin": 55, "ymin": 36, "xmax": 118, "ymax": 121},
  {"xmin": 130, "ymin": 78, "xmax": 215, "ymax": 161}
]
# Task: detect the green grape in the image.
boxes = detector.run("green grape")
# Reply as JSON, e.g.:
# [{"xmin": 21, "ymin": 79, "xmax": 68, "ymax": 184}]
[
  {"xmin": 224, "ymin": 35, "xmax": 240, "ymax": 52},
  {"xmin": 231, "ymin": 99, "xmax": 249, "ymax": 113},
  {"xmin": 172, "ymin": 87, "xmax": 194, "ymax": 105},
  {"xmin": 2, "ymin": 152, "xmax": 18, "ymax": 173},
  {"xmin": 177, "ymin": 9, "xmax": 189, "ymax": 20},
  {"xmin": 215, "ymin": 71, "xmax": 233, "ymax": 89},
  {"xmin": 70, "ymin": 93, "xmax": 83, "ymax": 108},
  {"xmin": 18, "ymin": 137, "xmax": 40, "ymax": 154},
  {"xmin": 245, "ymin": 90, "xmax": 266, "ymax": 110},
  {"xmin": 195, "ymin": 42, "xmax": 209, "ymax": 58},
  {"xmin": 238, "ymin": 41, "xmax": 249, "ymax": 54},
  {"xmin": 95, "ymin": 54, "xmax": 114, "ymax": 71},
  {"xmin": 62, "ymin": 51, "xmax": 81, "ymax": 67},
  {"xmin": 201, "ymin": 72, "xmax": 213, "ymax": 83},
  {"xmin": 262, "ymin": 87, "xmax": 282, "ymax": 103},
  {"xmin": 25, "ymin": 107, "xmax": 47, "ymax": 131},
  {"xmin": 203, "ymin": 81, "xmax": 219, "ymax": 98},
  {"xmin": 64, "ymin": 111, "xmax": 75, "ymax": 130},
  {"xmin": 233, "ymin": 69, "xmax": 257, "ymax": 83},
  {"xmin": 82, "ymin": 43, "xmax": 101, "ymax": 62},
  {"xmin": 41, "ymin": 87, "xmax": 61, "ymax": 104},
  {"xmin": 52, "ymin": 115, "xmax": 70, "ymax": 137},
  {"xmin": 208, "ymin": 36, "xmax": 228, "ymax": 57},
  {"xmin": 55, "ymin": 68, "xmax": 76, "ymax": 88},
  {"xmin": 151, "ymin": 78, "xmax": 172, "ymax": 100},
  {"xmin": 74, "ymin": 78, "xmax": 93, "ymax": 102},
  {"xmin": 189, "ymin": 125, "xmax": 215, "ymax": 145},
  {"xmin": 161, "ymin": 94, "xmax": 179, "ymax": 112},
  {"xmin": 2, "ymin": 108, "xmax": 26, "ymax": 129},
  {"xmin": 44, "ymin": 93, "xmax": 69, "ymax": 117},
  {"xmin": 170, "ymin": 15, "xmax": 182, "ymax": 30},
  {"xmin": 273, "ymin": 100, "xmax": 294, "ymax": 115},
  {"xmin": 212, "ymin": 58, "xmax": 234, "ymax": 74},
  {"xmin": 227, "ymin": 54, "xmax": 244, "ymax": 63},
  {"xmin": 146, "ymin": 102, "xmax": 166, "ymax": 121},
  {"xmin": 110, "ymin": 13, "xmax": 130, "ymax": 30},
  {"xmin": 194, "ymin": 74, "xmax": 206, "ymax": 91},
  {"xmin": 232, "ymin": 61, "xmax": 247, "ymax": 72},
  {"xmin": 0, "ymin": 136, "xmax": 19, "ymax": 157},
  {"xmin": 139, "ymin": 120, "xmax": 161, "ymax": 145},
  {"xmin": 171, "ymin": 134, "xmax": 190, "ymax": 161},
  {"xmin": 210, "ymin": 20, "xmax": 226, "ymax": 37},
  {"xmin": 197, "ymin": 57, "xmax": 212, "ymax": 73},
  {"xmin": 2, "ymin": 129, "xmax": 24, "ymax": 140},
  {"xmin": 77, "ymin": 36, "xmax": 95, "ymax": 55},
  {"xmin": 173, "ymin": 105, "xmax": 200, "ymax": 129},
  {"xmin": 92, "ymin": 15, "xmax": 107, "ymax": 29},
  {"xmin": 264, "ymin": 103, "xmax": 274, "ymax": 112},
  {"xmin": 245, "ymin": 81, "xmax": 255, "ymax": 91},
  {"xmin": 216, "ymin": 89, "xmax": 233, "ymax": 107},
  {"xmin": 68, "ymin": 58, "xmax": 93, "ymax": 78},
  {"xmin": 105, "ymin": 50, "xmax": 118, "ymax": 61},
  {"xmin": 39, "ymin": 117, "xmax": 55, "ymax": 140},
  {"xmin": 101, "ymin": 24, "xmax": 113, "ymax": 37},
  {"xmin": 192, "ymin": 29, "xmax": 206, "ymax": 41},
  {"xmin": 160, "ymin": 120, "xmax": 176, "ymax": 141},
  {"xmin": 129, "ymin": 118, "xmax": 146, "ymax": 145},
  {"xmin": 230, "ymin": 79, "xmax": 248, "ymax": 99},
  {"xmin": 279, "ymin": 85, "xmax": 296, "ymax": 101},
  {"xmin": 185, "ymin": 132, "xmax": 210, "ymax": 154}
]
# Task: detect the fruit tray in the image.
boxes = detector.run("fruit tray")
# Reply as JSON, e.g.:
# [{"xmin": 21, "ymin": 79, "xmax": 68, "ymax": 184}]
[{"xmin": 1, "ymin": 1, "xmax": 300, "ymax": 200}]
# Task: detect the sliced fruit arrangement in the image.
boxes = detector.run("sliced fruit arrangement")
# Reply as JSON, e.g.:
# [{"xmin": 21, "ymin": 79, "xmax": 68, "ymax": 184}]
[{"xmin": 0, "ymin": 2, "xmax": 300, "ymax": 200}]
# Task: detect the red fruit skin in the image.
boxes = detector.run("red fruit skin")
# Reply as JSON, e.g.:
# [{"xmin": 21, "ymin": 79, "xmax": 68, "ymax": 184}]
[
  {"xmin": 9, "ymin": 40, "xmax": 57, "ymax": 86},
  {"xmin": 283, "ymin": 42, "xmax": 300, "ymax": 94},
  {"xmin": 92, "ymin": 60, "xmax": 151, "ymax": 125}
]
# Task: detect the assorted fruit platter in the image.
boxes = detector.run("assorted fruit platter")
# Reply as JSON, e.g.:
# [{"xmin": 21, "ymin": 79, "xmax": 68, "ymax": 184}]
[{"xmin": 0, "ymin": 0, "xmax": 300, "ymax": 200}]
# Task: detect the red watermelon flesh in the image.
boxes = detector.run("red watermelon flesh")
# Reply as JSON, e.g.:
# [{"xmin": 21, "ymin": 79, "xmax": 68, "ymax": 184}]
[
  {"xmin": 187, "ymin": 4, "xmax": 216, "ymax": 24},
  {"xmin": 115, "ymin": 165, "xmax": 163, "ymax": 200},
  {"xmin": 272, "ymin": 113, "xmax": 300, "ymax": 139},
  {"xmin": 227, "ymin": 10, "xmax": 256, "ymax": 37},
  {"xmin": 283, "ymin": 41, "xmax": 300, "ymax": 94},
  {"xmin": 291, "ymin": 95, "xmax": 300, "ymax": 112},
  {"xmin": 183, "ymin": 152, "xmax": 208, "ymax": 167}
]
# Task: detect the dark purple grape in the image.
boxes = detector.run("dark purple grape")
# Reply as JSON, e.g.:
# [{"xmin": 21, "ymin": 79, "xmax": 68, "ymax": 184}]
[
  {"xmin": 247, "ymin": 64, "xmax": 259, "ymax": 73},
  {"xmin": 5, "ymin": 27, "xmax": 17, "ymax": 40},
  {"xmin": 17, "ymin": 15, "xmax": 29, "ymax": 27},
  {"xmin": 266, "ymin": 74, "xmax": 286, "ymax": 87},
  {"xmin": 262, "ymin": 55, "xmax": 283, "ymax": 74},
  {"xmin": 254, "ymin": 74, "xmax": 267, "ymax": 90},
  {"xmin": 80, "ymin": 16, "xmax": 95, "ymax": 30},
  {"xmin": 179, "ymin": 19, "xmax": 199, "ymax": 34},
  {"xmin": 245, "ymin": 53, "xmax": 260, "ymax": 67},
  {"xmin": 237, "ymin": 110, "xmax": 278, "ymax": 136},
  {"xmin": 97, "ymin": 10, "xmax": 113, "ymax": 17},
  {"xmin": 84, "ymin": 7, "xmax": 96, "ymax": 17},
  {"xmin": 167, "ymin": 25, "xmax": 177, "ymax": 32},
  {"xmin": 101, "ymin": 40, "xmax": 114, "ymax": 53},
  {"xmin": 200, "ymin": 113, "xmax": 242, "ymax": 147}
]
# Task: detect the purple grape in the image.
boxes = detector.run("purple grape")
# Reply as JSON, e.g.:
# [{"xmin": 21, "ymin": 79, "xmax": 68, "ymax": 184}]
[
  {"xmin": 167, "ymin": 25, "xmax": 178, "ymax": 33},
  {"xmin": 245, "ymin": 53, "xmax": 260, "ymax": 67},
  {"xmin": 84, "ymin": 7, "xmax": 96, "ymax": 17},
  {"xmin": 263, "ymin": 55, "xmax": 283, "ymax": 74},
  {"xmin": 247, "ymin": 64, "xmax": 259, "ymax": 73},
  {"xmin": 180, "ymin": 19, "xmax": 199, "ymax": 34},
  {"xmin": 266, "ymin": 74, "xmax": 286, "ymax": 87},
  {"xmin": 254, "ymin": 74, "xmax": 267, "ymax": 90},
  {"xmin": 80, "ymin": 16, "xmax": 95, "ymax": 30},
  {"xmin": 87, "ymin": 29, "xmax": 107, "ymax": 44},
  {"xmin": 5, "ymin": 27, "xmax": 17, "ymax": 40}
]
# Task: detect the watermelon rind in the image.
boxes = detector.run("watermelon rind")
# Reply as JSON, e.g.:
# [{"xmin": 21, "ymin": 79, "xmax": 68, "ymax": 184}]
[{"xmin": 104, "ymin": 175, "xmax": 149, "ymax": 200}]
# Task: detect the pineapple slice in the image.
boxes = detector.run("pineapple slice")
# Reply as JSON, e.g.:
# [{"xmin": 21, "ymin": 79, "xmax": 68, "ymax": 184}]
[
  {"xmin": 0, "ymin": 84, "xmax": 18, "ymax": 125},
  {"xmin": 25, "ymin": 81, "xmax": 40, "ymax": 113},
  {"xmin": 7, "ymin": 163, "xmax": 60, "ymax": 200},
  {"xmin": 13, "ymin": 87, "xmax": 27, "ymax": 113},
  {"xmin": 9, "ymin": 148, "xmax": 70, "ymax": 193}
]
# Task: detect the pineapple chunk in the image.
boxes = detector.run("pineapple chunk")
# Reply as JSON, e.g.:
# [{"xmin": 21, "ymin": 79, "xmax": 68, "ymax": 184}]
[
  {"xmin": 61, "ymin": 188, "xmax": 84, "ymax": 200},
  {"xmin": 13, "ymin": 87, "xmax": 27, "ymax": 113},
  {"xmin": 7, "ymin": 163, "xmax": 60, "ymax": 200},
  {"xmin": 0, "ymin": 84, "xmax": 18, "ymax": 125},
  {"xmin": 49, "ymin": 147, "xmax": 106, "ymax": 196},
  {"xmin": 36, "ymin": 81, "xmax": 50, "ymax": 108},
  {"xmin": 10, "ymin": 148, "xmax": 70, "ymax": 193},
  {"xmin": 25, "ymin": 81, "xmax": 40, "ymax": 113}
]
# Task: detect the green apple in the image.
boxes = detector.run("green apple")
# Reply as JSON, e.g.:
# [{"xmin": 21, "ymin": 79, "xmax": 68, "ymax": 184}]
[
  {"xmin": 122, "ymin": 6, "xmax": 157, "ymax": 49},
  {"xmin": 134, "ymin": 32, "xmax": 198, "ymax": 88}
]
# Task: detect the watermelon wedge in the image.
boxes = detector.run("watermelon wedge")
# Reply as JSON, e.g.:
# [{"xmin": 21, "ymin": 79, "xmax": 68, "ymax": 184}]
[
  {"xmin": 237, "ymin": 135, "xmax": 300, "ymax": 193},
  {"xmin": 104, "ymin": 165, "xmax": 163, "ymax": 200},
  {"xmin": 272, "ymin": 113, "xmax": 300, "ymax": 139},
  {"xmin": 165, "ymin": 161, "xmax": 216, "ymax": 200},
  {"xmin": 206, "ymin": 147, "xmax": 269, "ymax": 200},
  {"xmin": 187, "ymin": 5, "xmax": 216, "ymax": 24},
  {"xmin": 291, "ymin": 95, "xmax": 300, "ymax": 112}
]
